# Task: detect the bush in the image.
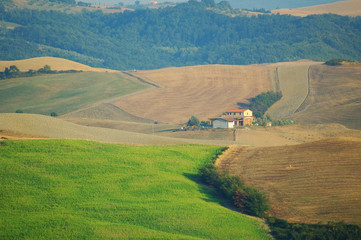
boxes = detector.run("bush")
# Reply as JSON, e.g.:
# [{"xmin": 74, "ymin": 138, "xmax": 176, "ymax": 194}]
[
  {"xmin": 187, "ymin": 116, "xmax": 200, "ymax": 127},
  {"xmin": 234, "ymin": 187, "xmax": 269, "ymax": 218},
  {"xmin": 50, "ymin": 112, "xmax": 58, "ymax": 117},
  {"xmin": 198, "ymin": 163, "xmax": 268, "ymax": 218},
  {"xmin": 15, "ymin": 109, "xmax": 23, "ymax": 113}
]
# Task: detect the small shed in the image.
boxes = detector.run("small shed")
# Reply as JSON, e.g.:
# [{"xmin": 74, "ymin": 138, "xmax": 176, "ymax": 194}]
[{"xmin": 211, "ymin": 118, "xmax": 238, "ymax": 129}]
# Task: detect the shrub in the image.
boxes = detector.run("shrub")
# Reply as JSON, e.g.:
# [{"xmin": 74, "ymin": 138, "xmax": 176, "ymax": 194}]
[
  {"xmin": 198, "ymin": 163, "xmax": 268, "ymax": 218},
  {"xmin": 233, "ymin": 187, "xmax": 269, "ymax": 218},
  {"xmin": 15, "ymin": 109, "xmax": 23, "ymax": 113},
  {"xmin": 50, "ymin": 112, "xmax": 58, "ymax": 117},
  {"xmin": 187, "ymin": 116, "xmax": 200, "ymax": 127}
]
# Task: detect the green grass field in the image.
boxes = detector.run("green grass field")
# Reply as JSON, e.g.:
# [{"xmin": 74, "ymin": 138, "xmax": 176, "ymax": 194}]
[
  {"xmin": 0, "ymin": 72, "xmax": 147, "ymax": 115},
  {"xmin": 0, "ymin": 140, "xmax": 271, "ymax": 239}
]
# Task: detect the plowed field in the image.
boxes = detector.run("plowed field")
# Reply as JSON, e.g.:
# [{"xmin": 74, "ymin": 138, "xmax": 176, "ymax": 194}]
[{"xmin": 216, "ymin": 138, "xmax": 361, "ymax": 225}]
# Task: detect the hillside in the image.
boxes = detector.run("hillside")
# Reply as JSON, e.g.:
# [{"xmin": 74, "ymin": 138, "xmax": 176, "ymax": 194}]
[
  {"xmin": 0, "ymin": 140, "xmax": 272, "ymax": 239},
  {"xmin": 291, "ymin": 64, "xmax": 361, "ymax": 130},
  {"xmin": 0, "ymin": 68, "xmax": 148, "ymax": 115},
  {"xmin": 114, "ymin": 64, "xmax": 277, "ymax": 123},
  {"xmin": 0, "ymin": 57, "xmax": 119, "ymax": 72},
  {"xmin": 216, "ymin": 138, "xmax": 361, "ymax": 225},
  {"xmin": 1, "ymin": 1, "xmax": 361, "ymax": 69},
  {"xmin": 272, "ymin": 0, "xmax": 361, "ymax": 17}
]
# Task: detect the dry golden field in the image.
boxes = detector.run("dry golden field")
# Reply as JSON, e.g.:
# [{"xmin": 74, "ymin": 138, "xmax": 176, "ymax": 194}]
[
  {"xmin": 292, "ymin": 65, "xmax": 361, "ymax": 130},
  {"xmin": 266, "ymin": 64, "xmax": 320, "ymax": 119},
  {"xmin": 113, "ymin": 62, "xmax": 317, "ymax": 124},
  {"xmin": 216, "ymin": 138, "xmax": 361, "ymax": 225},
  {"xmin": 272, "ymin": 0, "xmax": 361, "ymax": 17},
  {"xmin": 0, "ymin": 57, "xmax": 118, "ymax": 72}
]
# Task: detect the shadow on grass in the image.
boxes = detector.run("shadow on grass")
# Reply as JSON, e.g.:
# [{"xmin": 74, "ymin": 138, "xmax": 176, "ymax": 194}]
[{"xmin": 182, "ymin": 172, "xmax": 239, "ymax": 211}]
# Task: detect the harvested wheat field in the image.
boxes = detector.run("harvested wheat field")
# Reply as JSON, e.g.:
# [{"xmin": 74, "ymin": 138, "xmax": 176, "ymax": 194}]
[
  {"xmin": 0, "ymin": 113, "xmax": 236, "ymax": 145},
  {"xmin": 272, "ymin": 0, "xmax": 361, "ymax": 17},
  {"xmin": 292, "ymin": 65, "xmax": 361, "ymax": 130},
  {"xmin": 0, "ymin": 57, "xmax": 118, "ymax": 72},
  {"xmin": 266, "ymin": 64, "xmax": 321, "ymax": 119},
  {"xmin": 113, "ymin": 62, "xmax": 318, "ymax": 124},
  {"xmin": 216, "ymin": 138, "xmax": 361, "ymax": 225}
]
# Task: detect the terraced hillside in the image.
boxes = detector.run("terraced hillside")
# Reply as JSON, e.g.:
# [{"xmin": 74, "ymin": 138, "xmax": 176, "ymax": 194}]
[
  {"xmin": 272, "ymin": 0, "xmax": 361, "ymax": 17},
  {"xmin": 292, "ymin": 64, "xmax": 361, "ymax": 130},
  {"xmin": 216, "ymin": 138, "xmax": 361, "ymax": 225}
]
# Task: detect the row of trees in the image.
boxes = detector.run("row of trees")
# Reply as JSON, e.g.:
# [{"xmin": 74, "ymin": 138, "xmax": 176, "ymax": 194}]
[
  {"xmin": 0, "ymin": 65, "xmax": 81, "ymax": 80},
  {"xmin": 198, "ymin": 163, "xmax": 269, "ymax": 218},
  {"xmin": 1, "ymin": 1, "xmax": 361, "ymax": 70},
  {"xmin": 198, "ymin": 152, "xmax": 361, "ymax": 239}
]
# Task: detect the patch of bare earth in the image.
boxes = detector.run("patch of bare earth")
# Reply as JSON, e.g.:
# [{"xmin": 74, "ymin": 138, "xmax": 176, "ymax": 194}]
[
  {"xmin": 272, "ymin": 0, "xmax": 361, "ymax": 17},
  {"xmin": 216, "ymin": 137, "xmax": 361, "ymax": 225}
]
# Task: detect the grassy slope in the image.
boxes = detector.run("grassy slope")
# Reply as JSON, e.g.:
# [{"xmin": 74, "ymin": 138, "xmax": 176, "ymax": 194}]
[
  {"xmin": 216, "ymin": 138, "xmax": 361, "ymax": 225},
  {"xmin": 0, "ymin": 140, "xmax": 271, "ymax": 239},
  {"xmin": 0, "ymin": 72, "xmax": 148, "ymax": 115}
]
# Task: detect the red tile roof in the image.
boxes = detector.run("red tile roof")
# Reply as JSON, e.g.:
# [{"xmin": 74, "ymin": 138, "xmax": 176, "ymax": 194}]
[{"xmin": 226, "ymin": 109, "xmax": 250, "ymax": 113}]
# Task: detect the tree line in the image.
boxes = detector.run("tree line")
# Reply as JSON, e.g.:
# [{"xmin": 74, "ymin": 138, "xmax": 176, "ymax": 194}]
[
  {"xmin": 1, "ymin": 1, "xmax": 361, "ymax": 70},
  {"xmin": 0, "ymin": 65, "xmax": 81, "ymax": 80},
  {"xmin": 198, "ymin": 150, "xmax": 361, "ymax": 239}
]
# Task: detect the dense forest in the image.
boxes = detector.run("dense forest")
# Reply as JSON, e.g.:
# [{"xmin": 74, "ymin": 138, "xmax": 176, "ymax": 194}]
[{"xmin": 1, "ymin": 0, "xmax": 361, "ymax": 70}]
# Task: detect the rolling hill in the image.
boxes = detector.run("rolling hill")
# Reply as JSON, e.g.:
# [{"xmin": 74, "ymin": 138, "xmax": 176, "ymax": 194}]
[
  {"xmin": 291, "ymin": 64, "xmax": 361, "ymax": 130},
  {"xmin": 272, "ymin": 0, "xmax": 361, "ymax": 17},
  {"xmin": 216, "ymin": 138, "xmax": 361, "ymax": 226},
  {"xmin": 113, "ymin": 64, "xmax": 279, "ymax": 124},
  {"xmin": 0, "ymin": 139, "xmax": 272, "ymax": 239}
]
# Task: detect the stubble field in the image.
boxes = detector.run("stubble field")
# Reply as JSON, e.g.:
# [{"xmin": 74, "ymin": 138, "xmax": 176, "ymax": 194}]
[{"xmin": 216, "ymin": 138, "xmax": 361, "ymax": 226}]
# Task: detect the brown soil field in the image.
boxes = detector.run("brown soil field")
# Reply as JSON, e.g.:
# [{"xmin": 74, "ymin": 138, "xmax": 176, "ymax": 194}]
[
  {"xmin": 113, "ymin": 61, "xmax": 318, "ymax": 124},
  {"xmin": 272, "ymin": 0, "xmax": 361, "ymax": 17},
  {"xmin": 291, "ymin": 65, "xmax": 361, "ymax": 130},
  {"xmin": 0, "ymin": 57, "xmax": 118, "ymax": 72},
  {"xmin": 216, "ymin": 138, "xmax": 361, "ymax": 225}
]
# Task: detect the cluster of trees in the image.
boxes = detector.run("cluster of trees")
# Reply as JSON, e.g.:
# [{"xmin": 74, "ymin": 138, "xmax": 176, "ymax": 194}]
[
  {"xmin": 198, "ymin": 151, "xmax": 361, "ymax": 239},
  {"xmin": 267, "ymin": 217, "xmax": 361, "ymax": 240},
  {"xmin": 198, "ymin": 163, "xmax": 269, "ymax": 218},
  {"xmin": 1, "ymin": 1, "xmax": 361, "ymax": 70},
  {"xmin": 0, "ymin": 65, "xmax": 81, "ymax": 80},
  {"xmin": 238, "ymin": 91, "xmax": 282, "ymax": 118}
]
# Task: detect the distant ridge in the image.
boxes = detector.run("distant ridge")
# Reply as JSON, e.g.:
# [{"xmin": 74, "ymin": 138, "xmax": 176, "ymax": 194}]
[{"xmin": 272, "ymin": 0, "xmax": 361, "ymax": 17}]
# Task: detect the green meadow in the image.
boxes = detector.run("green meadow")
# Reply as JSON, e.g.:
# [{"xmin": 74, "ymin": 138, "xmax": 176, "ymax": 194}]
[
  {"xmin": 0, "ymin": 140, "xmax": 271, "ymax": 239},
  {"xmin": 0, "ymin": 72, "xmax": 147, "ymax": 115}
]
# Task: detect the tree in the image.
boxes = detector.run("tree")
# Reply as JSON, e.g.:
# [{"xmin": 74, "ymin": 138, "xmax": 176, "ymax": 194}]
[{"xmin": 187, "ymin": 116, "xmax": 200, "ymax": 127}]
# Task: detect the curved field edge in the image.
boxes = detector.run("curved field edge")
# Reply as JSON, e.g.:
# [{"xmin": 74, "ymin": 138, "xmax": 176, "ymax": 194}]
[
  {"xmin": 0, "ymin": 139, "xmax": 272, "ymax": 239},
  {"xmin": 266, "ymin": 65, "xmax": 311, "ymax": 119},
  {"xmin": 0, "ymin": 72, "xmax": 148, "ymax": 115},
  {"xmin": 216, "ymin": 138, "xmax": 361, "ymax": 226}
]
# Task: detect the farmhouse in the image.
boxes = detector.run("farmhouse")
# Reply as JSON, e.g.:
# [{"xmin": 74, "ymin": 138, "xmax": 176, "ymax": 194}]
[{"xmin": 210, "ymin": 109, "xmax": 254, "ymax": 128}]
